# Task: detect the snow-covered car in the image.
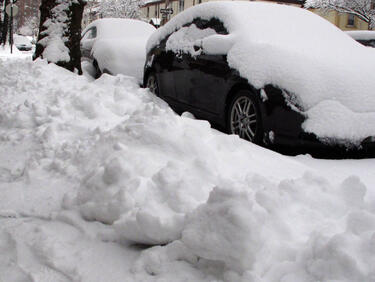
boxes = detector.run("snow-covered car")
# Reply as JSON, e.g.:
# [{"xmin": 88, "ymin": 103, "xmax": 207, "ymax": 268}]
[
  {"xmin": 144, "ymin": 1, "xmax": 375, "ymax": 150},
  {"xmin": 346, "ymin": 30, "xmax": 375, "ymax": 47},
  {"xmin": 13, "ymin": 34, "xmax": 33, "ymax": 51},
  {"xmin": 81, "ymin": 18, "xmax": 156, "ymax": 81}
]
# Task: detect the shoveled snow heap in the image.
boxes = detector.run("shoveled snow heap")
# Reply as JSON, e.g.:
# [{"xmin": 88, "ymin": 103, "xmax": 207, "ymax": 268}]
[
  {"xmin": 147, "ymin": 1, "xmax": 375, "ymax": 146},
  {"xmin": 1, "ymin": 57, "xmax": 375, "ymax": 281},
  {"xmin": 82, "ymin": 18, "xmax": 155, "ymax": 82}
]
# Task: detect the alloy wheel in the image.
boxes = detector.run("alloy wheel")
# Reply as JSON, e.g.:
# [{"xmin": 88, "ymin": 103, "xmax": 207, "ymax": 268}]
[{"xmin": 230, "ymin": 96, "xmax": 258, "ymax": 141}]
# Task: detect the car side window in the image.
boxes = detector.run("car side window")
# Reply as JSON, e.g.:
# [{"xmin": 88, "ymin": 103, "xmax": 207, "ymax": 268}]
[
  {"xmin": 82, "ymin": 27, "xmax": 97, "ymax": 41},
  {"xmin": 191, "ymin": 17, "xmax": 228, "ymax": 35}
]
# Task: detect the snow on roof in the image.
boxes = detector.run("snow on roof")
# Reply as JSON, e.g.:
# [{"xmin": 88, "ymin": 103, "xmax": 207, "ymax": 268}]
[
  {"xmin": 346, "ymin": 30, "xmax": 375, "ymax": 41},
  {"xmin": 83, "ymin": 18, "xmax": 156, "ymax": 39},
  {"xmin": 147, "ymin": 1, "xmax": 375, "ymax": 145}
]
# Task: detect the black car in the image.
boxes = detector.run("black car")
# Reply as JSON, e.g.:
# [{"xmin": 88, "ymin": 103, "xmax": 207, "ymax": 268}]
[{"xmin": 144, "ymin": 2, "xmax": 375, "ymax": 151}]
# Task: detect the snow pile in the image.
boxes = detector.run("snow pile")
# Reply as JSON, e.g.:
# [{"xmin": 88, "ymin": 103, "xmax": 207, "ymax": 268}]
[
  {"xmin": 147, "ymin": 1, "xmax": 375, "ymax": 145},
  {"xmin": 83, "ymin": 18, "xmax": 155, "ymax": 82},
  {"xmin": 136, "ymin": 174, "xmax": 375, "ymax": 281},
  {"xmin": 1, "ymin": 57, "xmax": 375, "ymax": 281}
]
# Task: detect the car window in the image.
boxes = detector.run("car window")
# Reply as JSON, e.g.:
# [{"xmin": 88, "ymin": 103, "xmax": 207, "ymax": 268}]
[
  {"xmin": 82, "ymin": 27, "xmax": 97, "ymax": 41},
  {"xmin": 191, "ymin": 17, "xmax": 228, "ymax": 35}
]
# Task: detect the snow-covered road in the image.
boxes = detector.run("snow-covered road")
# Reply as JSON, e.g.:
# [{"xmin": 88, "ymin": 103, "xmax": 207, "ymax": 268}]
[{"xmin": 1, "ymin": 54, "xmax": 375, "ymax": 282}]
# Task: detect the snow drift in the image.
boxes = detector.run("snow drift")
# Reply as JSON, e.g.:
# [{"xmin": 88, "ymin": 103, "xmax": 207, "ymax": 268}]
[{"xmin": 1, "ymin": 57, "xmax": 375, "ymax": 281}]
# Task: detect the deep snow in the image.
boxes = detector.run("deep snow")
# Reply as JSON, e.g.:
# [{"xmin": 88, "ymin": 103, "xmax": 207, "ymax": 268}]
[{"xmin": 1, "ymin": 54, "xmax": 375, "ymax": 282}]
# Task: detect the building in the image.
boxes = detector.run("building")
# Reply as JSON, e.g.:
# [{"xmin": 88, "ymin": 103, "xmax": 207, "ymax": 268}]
[
  {"xmin": 141, "ymin": 0, "xmax": 370, "ymax": 31},
  {"xmin": 310, "ymin": 9, "xmax": 369, "ymax": 30},
  {"xmin": 141, "ymin": 0, "xmax": 303, "ymax": 27}
]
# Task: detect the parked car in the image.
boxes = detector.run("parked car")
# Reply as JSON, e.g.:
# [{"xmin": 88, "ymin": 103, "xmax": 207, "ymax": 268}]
[
  {"xmin": 144, "ymin": 1, "xmax": 375, "ymax": 150},
  {"xmin": 346, "ymin": 30, "xmax": 375, "ymax": 47},
  {"xmin": 13, "ymin": 34, "xmax": 33, "ymax": 51},
  {"xmin": 81, "ymin": 18, "xmax": 156, "ymax": 81}
]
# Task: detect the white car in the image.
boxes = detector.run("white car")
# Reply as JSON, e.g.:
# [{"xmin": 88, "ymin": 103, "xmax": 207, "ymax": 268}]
[
  {"xmin": 81, "ymin": 18, "xmax": 156, "ymax": 82},
  {"xmin": 346, "ymin": 30, "xmax": 375, "ymax": 47},
  {"xmin": 13, "ymin": 34, "xmax": 33, "ymax": 51}
]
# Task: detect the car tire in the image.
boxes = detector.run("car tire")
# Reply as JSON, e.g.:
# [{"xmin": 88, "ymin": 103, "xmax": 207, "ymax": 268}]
[
  {"xmin": 146, "ymin": 72, "xmax": 159, "ymax": 96},
  {"xmin": 227, "ymin": 89, "xmax": 263, "ymax": 144}
]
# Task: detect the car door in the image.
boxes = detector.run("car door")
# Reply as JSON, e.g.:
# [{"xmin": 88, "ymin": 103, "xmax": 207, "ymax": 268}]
[
  {"xmin": 150, "ymin": 37, "xmax": 178, "ymax": 103},
  {"xmin": 170, "ymin": 18, "xmax": 231, "ymax": 117},
  {"xmin": 81, "ymin": 26, "xmax": 97, "ymax": 61}
]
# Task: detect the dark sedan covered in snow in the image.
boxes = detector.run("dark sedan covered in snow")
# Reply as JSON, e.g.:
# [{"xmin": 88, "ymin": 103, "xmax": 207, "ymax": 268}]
[{"xmin": 144, "ymin": 2, "xmax": 375, "ymax": 151}]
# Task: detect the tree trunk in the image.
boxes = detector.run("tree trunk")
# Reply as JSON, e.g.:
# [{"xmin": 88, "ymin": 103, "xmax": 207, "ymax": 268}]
[
  {"xmin": 33, "ymin": 0, "xmax": 86, "ymax": 74},
  {"xmin": 1, "ymin": 0, "xmax": 9, "ymax": 45}
]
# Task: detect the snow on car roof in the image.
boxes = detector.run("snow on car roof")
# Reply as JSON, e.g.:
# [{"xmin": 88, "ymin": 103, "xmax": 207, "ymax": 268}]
[
  {"xmin": 147, "ymin": 1, "xmax": 375, "ymax": 145},
  {"xmin": 83, "ymin": 18, "xmax": 156, "ymax": 39},
  {"xmin": 346, "ymin": 30, "xmax": 375, "ymax": 41}
]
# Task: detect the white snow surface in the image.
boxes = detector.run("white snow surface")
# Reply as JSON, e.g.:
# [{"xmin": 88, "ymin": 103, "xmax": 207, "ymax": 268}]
[
  {"xmin": 147, "ymin": 1, "xmax": 375, "ymax": 145},
  {"xmin": 83, "ymin": 18, "xmax": 155, "ymax": 82},
  {"xmin": 1, "ymin": 55, "xmax": 375, "ymax": 281}
]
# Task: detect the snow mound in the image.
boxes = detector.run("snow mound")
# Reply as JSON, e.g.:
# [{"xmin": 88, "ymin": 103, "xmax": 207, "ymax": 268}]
[
  {"xmin": 147, "ymin": 1, "xmax": 375, "ymax": 145},
  {"xmin": 1, "ymin": 58, "xmax": 375, "ymax": 281},
  {"xmin": 135, "ymin": 174, "xmax": 375, "ymax": 281}
]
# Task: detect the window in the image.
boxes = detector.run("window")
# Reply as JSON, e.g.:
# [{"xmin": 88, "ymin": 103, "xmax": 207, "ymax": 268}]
[
  {"xmin": 82, "ymin": 27, "xmax": 97, "ymax": 40},
  {"xmin": 155, "ymin": 6, "xmax": 157, "ymax": 17},
  {"xmin": 347, "ymin": 14, "xmax": 355, "ymax": 26},
  {"xmin": 147, "ymin": 7, "xmax": 150, "ymax": 18},
  {"xmin": 179, "ymin": 0, "xmax": 184, "ymax": 12},
  {"xmin": 198, "ymin": 0, "xmax": 202, "ymax": 3}
]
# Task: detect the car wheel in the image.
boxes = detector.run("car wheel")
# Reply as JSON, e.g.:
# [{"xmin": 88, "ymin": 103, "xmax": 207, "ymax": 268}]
[
  {"xmin": 146, "ymin": 73, "xmax": 159, "ymax": 96},
  {"xmin": 227, "ymin": 89, "xmax": 263, "ymax": 144}
]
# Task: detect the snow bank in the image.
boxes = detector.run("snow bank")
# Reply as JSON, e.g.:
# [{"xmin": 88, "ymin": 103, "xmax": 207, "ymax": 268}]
[
  {"xmin": 147, "ymin": 2, "xmax": 375, "ymax": 145},
  {"xmin": 1, "ymin": 57, "xmax": 375, "ymax": 281},
  {"xmin": 136, "ymin": 174, "xmax": 375, "ymax": 281}
]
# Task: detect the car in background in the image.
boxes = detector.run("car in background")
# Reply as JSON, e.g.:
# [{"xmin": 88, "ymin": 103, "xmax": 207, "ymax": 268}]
[
  {"xmin": 346, "ymin": 30, "xmax": 375, "ymax": 47},
  {"xmin": 144, "ymin": 2, "xmax": 375, "ymax": 151},
  {"xmin": 81, "ymin": 18, "xmax": 156, "ymax": 82},
  {"xmin": 13, "ymin": 34, "xmax": 33, "ymax": 51}
]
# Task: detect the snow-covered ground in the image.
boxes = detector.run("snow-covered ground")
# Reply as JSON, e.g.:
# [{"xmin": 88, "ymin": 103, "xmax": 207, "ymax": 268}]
[{"xmin": 1, "ymin": 53, "xmax": 375, "ymax": 282}]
